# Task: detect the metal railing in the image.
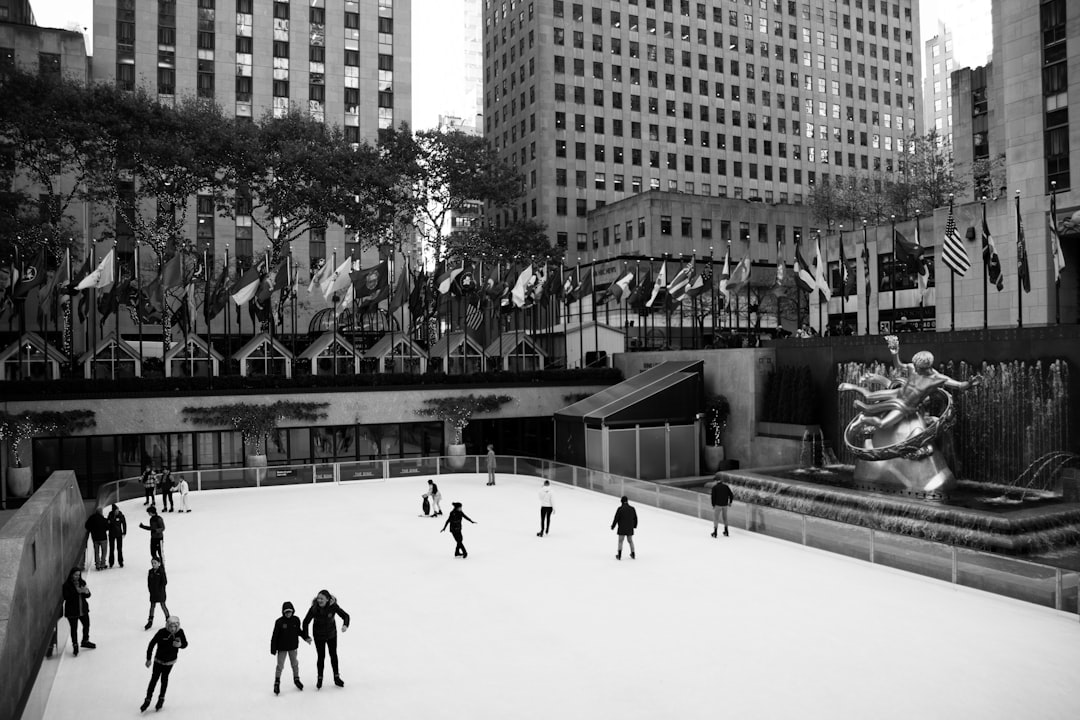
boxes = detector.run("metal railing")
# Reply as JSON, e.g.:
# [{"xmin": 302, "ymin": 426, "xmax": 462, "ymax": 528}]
[{"xmin": 97, "ymin": 456, "xmax": 1080, "ymax": 619}]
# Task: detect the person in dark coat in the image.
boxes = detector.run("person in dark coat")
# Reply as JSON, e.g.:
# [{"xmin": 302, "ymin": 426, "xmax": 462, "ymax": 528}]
[
  {"xmin": 61, "ymin": 566, "xmax": 94, "ymax": 655},
  {"xmin": 611, "ymin": 495, "xmax": 638, "ymax": 560},
  {"xmin": 301, "ymin": 590, "xmax": 350, "ymax": 689},
  {"xmin": 84, "ymin": 507, "xmax": 109, "ymax": 570},
  {"xmin": 145, "ymin": 557, "xmax": 169, "ymax": 630},
  {"xmin": 270, "ymin": 601, "xmax": 310, "ymax": 694},
  {"xmin": 139, "ymin": 506, "xmax": 165, "ymax": 563},
  {"xmin": 107, "ymin": 504, "xmax": 127, "ymax": 568},
  {"xmin": 158, "ymin": 469, "xmax": 175, "ymax": 512},
  {"xmin": 141, "ymin": 615, "xmax": 188, "ymax": 712},
  {"xmin": 710, "ymin": 479, "xmax": 735, "ymax": 538},
  {"xmin": 440, "ymin": 501, "xmax": 477, "ymax": 558}
]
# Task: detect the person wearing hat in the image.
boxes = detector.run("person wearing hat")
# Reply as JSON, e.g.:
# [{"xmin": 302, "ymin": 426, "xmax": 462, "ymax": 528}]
[
  {"xmin": 107, "ymin": 503, "xmax": 127, "ymax": 568},
  {"xmin": 611, "ymin": 495, "xmax": 638, "ymax": 560},
  {"xmin": 270, "ymin": 601, "xmax": 309, "ymax": 694},
  {"xmin": 138, "ymin": 505, "xmax": 165, "ymax": 563},
  {"xmin": 141, "ymin": 615, "xmax": 188, "ymax": 712},
  {"xmin": 301, "ymin": 590, "xmax": 350, "ymax": 689},
  {"xmin": 440, "ymin": 501, "xmax": 477, "ymax": 558}
]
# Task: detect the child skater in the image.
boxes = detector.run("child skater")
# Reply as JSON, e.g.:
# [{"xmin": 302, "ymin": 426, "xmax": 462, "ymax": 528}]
[
  {"xmin": 440, "ymin": 501, "xmax": 477, "ymax": 558},
  {"xmin": 301, "ymin": 590, "xmax": 350, "ymax": 689},
  {"xmin": 141, "ymin": 616, "xmax": 188, "ymax": 713},
  {"xmin": 270, "ymin": 601, "xmax": 310, "ymax": 694},
  {"xmin": 145, "ymin": 557, "xmax": 169, "ymax": 630}
]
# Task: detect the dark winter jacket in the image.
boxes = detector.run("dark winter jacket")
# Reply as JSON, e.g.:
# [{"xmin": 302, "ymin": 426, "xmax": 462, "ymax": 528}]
[
  {"xmin": 271, "ymin": 601, "xmax": 310, "ymax": 654},
  {"xmin": 107, "ymin": 507, "xmax": 127, "ymax": 536},
  {"xmin": 611, "ymin": 504, "xmax": 638, "ymax": 535},
  {"xmin": 442, "ymin": 508, "xmax": 474, "ymax": 532},
  {"xmin": 84, "ymin": 512, "xmax": 109, "ymax": 542},
  {"xmin": 139, "ymin": 514, "xmax": 165, "ymax": 539},
  {"xmin": 147, "ymin": 565, "xmax": 168, "ymax": 603},
  {"xmin": 157, "ymin": 472, "xmax": 174, "ymax": 493},
  {"xmin": 302, "ymin": 595, "xmax": 350, "ymax": 641},
  {"xmin": 61, "ymin": 574, "xmax": 90, "ymax": 619},
  {"xmin": 147, "ymin": 627, "xmax": 188, "ymax": 665},
  {"xmin": 711, "ymin": 482, "xmax": 734, "ymax": 507}
]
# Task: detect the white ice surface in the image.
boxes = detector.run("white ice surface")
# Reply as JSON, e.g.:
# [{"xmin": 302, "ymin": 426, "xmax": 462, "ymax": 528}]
[{"xmin": 41, "ymin": 474, "xmax": 1080, "ymax": 720}]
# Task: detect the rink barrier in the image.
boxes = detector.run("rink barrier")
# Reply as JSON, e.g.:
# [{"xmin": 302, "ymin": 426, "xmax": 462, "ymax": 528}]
[{"xmin": 95, "ymin": 456, "xmax": 1080, "ymax": 620}]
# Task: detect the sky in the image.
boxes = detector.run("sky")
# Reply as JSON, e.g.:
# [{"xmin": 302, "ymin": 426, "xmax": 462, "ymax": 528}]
[
  {"xmin": 37, "ymin": 474, "xmax": 1080, "ymax": 720},
  {"xmin": 32, "ymin": 0, "xmax": 993, "ymax": 132}
]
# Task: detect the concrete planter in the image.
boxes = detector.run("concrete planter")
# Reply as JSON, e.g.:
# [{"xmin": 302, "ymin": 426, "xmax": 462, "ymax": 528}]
[
  {"xmin": 245, "ymin": 454, "xmax": 268, "ymax": 484},
  {"xmin": 446, "ymin": 444, "xmax": 467, "ymax": 469},
  {"xmin": 7, "ymin": 466, "xmax": 32, "ymax": 497},
  {"xmin": 703, "ymin": 445, "xmax": 726, "ymax": 472}
]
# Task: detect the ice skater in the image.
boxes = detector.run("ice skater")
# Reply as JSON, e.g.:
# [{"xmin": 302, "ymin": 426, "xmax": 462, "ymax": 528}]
[
  {"xmin": 611, "ymin": 496, "xmax": 638, "ymax": 560},
  {"xmin": 486, "ymin": 444, "xmax": 497, "ymax": 485},
  {"xmin": 141, "ymin": 616, "xmax": 188, "ymax": 713},
  {"xmin": 107, "ymin": 503, "xmax": 127, "ymax": 568},
  {"xmin": 145, "ymin": 557, "xmax": 169, "ymax": 630},
  {"xmin": 141, "ymin": 468, "xmax": 156, "ymax": 506},
  {"xmin": 61, "ymin": 566, "xmax": 95, "ymax": 655},
  {"xmin": 158, "ymin": 469, "xmax": 175, "ymax": 512},
  {"xmin": 301, "ymin": 590, "xmax": 350, "ymax": 689},
  {"xmin": 710, "ymin": 479, "xmax": 734, "ymax": 537},
  {"xmin": 177, "ymin": 475, "xmax": 191, "ymax": 512},
  {"xmin": 537, "ymin": 480, "xmax": 554, "ymax": 536},
  {"xmin": 84, "ymin": 506, "xmax": 109, "ymax": 570},
  {"xmin": 139, "ymin": 506, "xmax": 165, "ymax": 563},
  {"xmin": 425, "ymin": 479, "xmax": 443, "ymax": 516},
  {"xmin": 270, "ymin": 601, "xmax": 309, "ymax": 694},
  {"xmin": 441, "ymin": 501, "xmax": 477, "ymax": 558}
]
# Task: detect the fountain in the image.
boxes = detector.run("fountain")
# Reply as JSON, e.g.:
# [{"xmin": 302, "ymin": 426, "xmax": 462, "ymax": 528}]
[{"xmin": 713, "ymin": 338, "xmax": 1080, "ymax": 559}]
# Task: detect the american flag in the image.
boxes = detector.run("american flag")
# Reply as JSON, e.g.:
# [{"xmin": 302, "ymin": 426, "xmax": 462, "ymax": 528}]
[
  {"xmin": 466, "ymin": 298, "xmax": 484, "ymax": 330},
  {"xmin": 942, "ymin": 206, "xmax": 970, "ymax": 277}
]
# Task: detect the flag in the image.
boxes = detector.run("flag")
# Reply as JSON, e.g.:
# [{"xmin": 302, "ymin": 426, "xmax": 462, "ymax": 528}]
[
  {"xmin": 183, "ymin": 281, "xmax": 198, "ymax": 336},
  {"xmin": 408, "ymin": 268, "xmax": 428, "ymax": 320},
  {"xmin": 450, "ymin": 261, "xmax": 478, "ymax": 296},
  {"xmin": 606, "ymin": 269, "xmax": 636, "ymax": 303},
  {"xmin": 485, "ymin": 263, "xmax": 508, "ymax": 301},
  {"xmin": 667, "ymin": 260, "xmax": 693, "ymax": 303},
  {"xmin": 893, "ymin": 230, "xmax": 924, "ymax": 273},
  {"xmin": 775, "ymin": 242, "xmax": 786, "ymax": 287},
  {"xmin": 321, "ymin": 256, "xmax": 354, "ymax": 301},
  {"xmin": 76, "ymin": 248, "xmax": 115, "ymax": 291},
  {"xmin": 570, "ymin": 267, "xmax": 594, "ymax": 305},
  {"xmin": 511, "ymin": 263, "xmax": 536, "ymax": 307},
  {"xmin": 686, "ymin": 264, "xmax": 712, "ymax": 298},
  {"xmin": 942, "ymin": 206, "xmax": 971, "ymax": 276},
  {"xmin": 1017, "ymin": 217, "xmax": 1030, "ymax": 294},
  {"xmin": 727, "ymin": 257, "xmax": 751, "ymax": 294},
  {"xmin": 646, "ymin": 262, "xmax": 667, "ymax": 307},
  {"xmin": 38, "ymin": 250, "xmax": 69, "ymax": 323},
  {"xmin": 161, "ymin": 253, "xmax": 184, "ymax": 289},
  {"xmin": 13, "ymin": 248, "xmax": 47, "ymax": 298},
  {"xmin": 307, "ymin": 258, "xmax": 327, "ymax": 293},
  {"xmin": 562, "ymin": 269, "xmax": 578, "ymax": 303},
  {"xmin": 914, "ymin": 220, "xmax": 930, "ymax": 305},
  {"xmin": 981, "ymin": 218, "xmax": 1004, "ymax": 291},
  {"xmin": 861, "ymin": 231, "xmax": 872, "ymax": 303},
  {"xmin": 466, "ymin": 295, "xmax": 484, "ymax": 330},
  {"xmin": 838, "ymin": 237, "xmax": 850, "ymax": 299},
  {"xmin": 813, "ymin": 237, "xmax": 832, "ymax": 302},
  {"xmin": 352, "ymin": 261, "xmax": 390, "ymax": 309},
  {"xmin": 257, "ymin": 258, "xmax": 289, "ymax": 304},
  {"xmin": 718, "ymin": 251, "xmax": 732, "ymax": 302},
  {"xmin": 388, "ymin": 261, "xmax": 410, "ymax": 312},
  {"xmin": 793, "ymin": 244, "xmax": 815, "ymax": 293},
  {"xmin": 1050, "ymin": 194, "xmax": 1066, "ymax": 286},
  {"xmin": 627, "ymin": 268, "xmax": 652, "ymax": 310},
  {"xmin": 204, "ymin": 266, "xmax": 230, "ymax": 321},
  {"xmin": 230, "ymin": 262, "xmax": 262, "ymax": 305},
  {"xmin": 530, "ymin": 264, "xmax": 549, "ymax": 303},
  {"xmin": 437, "ymin": 262, "xmax": 464, "ymax": 295}
]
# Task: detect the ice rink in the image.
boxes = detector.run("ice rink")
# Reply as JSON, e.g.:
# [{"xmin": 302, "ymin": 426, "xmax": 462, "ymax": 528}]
[{"xmin": 41, "ymin": 474, "xmax": 1080, "ymax": 720}]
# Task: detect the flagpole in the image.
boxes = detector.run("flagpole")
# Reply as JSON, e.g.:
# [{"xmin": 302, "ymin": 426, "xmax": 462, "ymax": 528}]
[
  {"xmin": 205, "ymin": 249, "xmax": 213, "ymax": 388},
  {"xmin": 890, "ymin": 214, "xmax": 897, "ymax": 332},
  {"xmin": 862, "ymin": 220, "xmax": 870, "ymax": 335},
  {"xmin": 65, "ymin": 247, "xmax": 73, "ymax": 373},
  {"xmin": 224, "ymin": 245, "xmax": 232, "ymax": 374},
  {"xmin": 265, "ymin": 247, "xmax": 274, "ymax": 351},
  {"xmin": 112, "ymin": 241, "xmax": 119, "ymax": 380},
  {"xmin": 816, "ymin": 234, "xmax": 823, "ymax": 335},
  {"xmin": 1015, "ymin": 190, "xmax": 1023, "ymax": 329},
  {"xmin": 1051, "ymin": 181, "xmax": 1060, "ymax": 325},
  {"xmin": 981, "ymin": 198, "xmax": 988, "ymax": 329},
  {"xmin": 85, "ymin": 241, "xmax": 94, "ymax": 360}
]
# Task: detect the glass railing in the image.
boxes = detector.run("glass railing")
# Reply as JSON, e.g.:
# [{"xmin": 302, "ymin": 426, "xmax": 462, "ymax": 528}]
[{"xmin": 96, "ymin": 457, "xmax": 1080, "ymax": 618}]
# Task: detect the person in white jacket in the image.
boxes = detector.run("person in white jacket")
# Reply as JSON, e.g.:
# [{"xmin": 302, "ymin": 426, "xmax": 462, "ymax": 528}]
[
  {"xmin": 537, "ymin": 480, "xmax": 554, "ymax": 537},
  {"xmin": 177, "ymin": 477, "xmax": 191, "ymax": 513}
]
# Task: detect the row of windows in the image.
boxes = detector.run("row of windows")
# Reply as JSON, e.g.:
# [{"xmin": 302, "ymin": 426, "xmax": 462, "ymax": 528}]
[
  {"xmin": 543, "ymin": 1, "xmax": 909, "ymax": 24},
  {"xmin": 1041, "ymin": 0, "xmax": 1070, "ymax": 191}
]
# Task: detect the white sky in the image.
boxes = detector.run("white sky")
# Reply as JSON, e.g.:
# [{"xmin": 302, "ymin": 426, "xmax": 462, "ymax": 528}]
[{"xmin": 39, "ymin": 475, "xmax": 1080, "ymax": 720}]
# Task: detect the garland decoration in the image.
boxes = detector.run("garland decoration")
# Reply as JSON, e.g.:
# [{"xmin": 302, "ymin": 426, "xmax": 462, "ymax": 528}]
[
  {"xmin": 416, "ymin": 394, "xmax": 513, "ymax": 445},
  {"xmin": 0, "ymin": 410, "xmax": 96, "ymax": 467},
  {"xmin": 182, "ymin": 401, "xmax": 329, "ymax": 454}
]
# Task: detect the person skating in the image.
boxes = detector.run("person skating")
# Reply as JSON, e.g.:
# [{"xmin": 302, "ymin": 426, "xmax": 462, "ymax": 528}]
[
  {"xmin": 537, "ymin": 480, "xmax": 554, "ymax": 536},
  {"xmin": 141, "ymin": 468, "xmax": 156, "ymax": 506},
  {"xmin": 425, "ymin": 479, "xmax": 443, "ymax": 516},
  {"xmin": 158, "ymin": 469, "xmax": 175, "ymax": 512},
  {"xmin": 177, "ymin": 475, "xmax": 191, "ymax": 512},
  {"xmin": 84, "ymin": 506, "xmax": 109, "ymax": 570},
  {"xmin": 270, "ymin": 601, "xmax": 310, "ymax": 694},
  {"xmin": 61, "ymin": 566, "xmax": 94, "ymax": 655},
  {"xmin": 611, "ymin": 496, "xmax": 638, "ymax": 560},
  {"xmin": 107, "ymin": 503, "xmax": 127, "ymax": 568},
  {"xmin": 710, "ymin": 479, "xmax": 734, "ymax": 538},
  {"xmin": 141, "ymin": 616, "xmax": 188, "ymax": 712},
  {"xmin": 139, "ymin": 506, "xmax": 165, "ymax": 563},
  {"xmin": 145, "ymin": 558, "xmax": 169, "ymax": 630},
  {"xmin": 441, "ymin": 501, "xmax": 477, "ymax": 558},
  {"xmin": 486, "ymin": 444, "xmax": 497, "ymax": 485},
  {"xmin": 301, "ymin": 590, "xmax": 350, "ymax": 689}
]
